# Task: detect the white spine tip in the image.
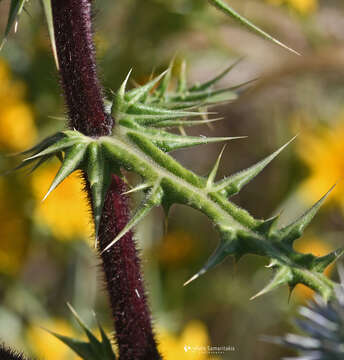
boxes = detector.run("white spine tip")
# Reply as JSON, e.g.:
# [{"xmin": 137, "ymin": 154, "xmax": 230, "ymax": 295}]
[
  {"xmin": 183, "ymin": 270, "xmax": 205, "ymax": 286},
  {"xmin": 183, "ymin": 274, "xmax": 199, "ymax": 287},
  {"xmin": 42, "ymin": 191, "xmax": 51, "ymax": 203}
]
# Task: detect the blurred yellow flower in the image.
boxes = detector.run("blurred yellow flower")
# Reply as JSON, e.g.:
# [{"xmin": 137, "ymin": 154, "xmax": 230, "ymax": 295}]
[
  {"xmin": 27, "ymin": 319, "xmax": 80, "ymax": 360},
  {"xmin": 31, "ymin": 162, "xmax": 93, "ymax": 240},
  {"xmin": 294, "ymin": 236, "xmax": 334, "ymax": 300},
  {"xmin": 297, "ymin": 121, "xmax": 344, "ymax": 209},
  {"xmin": 158, "ymin": 320, "xmax": 219, "ymax": 360},
  {"xmin": 0, "ymin": 60, "xmax": 37, "ymax": 151},
  {"xmin": 289, "ymin": 0, "xmax": 317, "ymax": 13},
  {"xmin": 0, "ymin": 179, "xmax": 29, "ymax": 275},
  {"xmin": 266, "ymin": 0, "xmax": 317, "ymax": 14},
  {"xmin": 158, "ymin": 230, "xmax": 195, "ymax": 266}
]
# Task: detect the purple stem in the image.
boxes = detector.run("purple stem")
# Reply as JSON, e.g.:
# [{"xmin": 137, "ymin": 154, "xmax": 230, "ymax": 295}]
[
  {"xmin": 51, "ymin": 0, "xmax": 111, "ymax": 136},
  {"xmin": 51, "ymin": 1, "xmax": 161, "ymax": 358}
]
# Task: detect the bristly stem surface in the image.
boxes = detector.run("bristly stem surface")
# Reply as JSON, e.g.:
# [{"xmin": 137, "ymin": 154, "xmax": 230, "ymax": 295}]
[
  {"xmin": 51, "ymin": 0, "xmax": 161, "ymax": 358},
  {"xmin": 52, "ymin": 0, "xmax": 111, "ymax": 136}
]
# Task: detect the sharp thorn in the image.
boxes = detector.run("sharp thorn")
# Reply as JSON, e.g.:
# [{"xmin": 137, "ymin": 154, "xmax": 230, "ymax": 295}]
[
  {"xmin": 122, "ymin": 183, "xmax": 151, "ymax": 195},
  {"xmin": 183, "ymin": 272, "xmax": 201, "ymax": 287},
  {"xmin": 119, "ymin": 69, "xmax": 133, "ymax": 97},
  {"xmin": 207, "ymin": 145, "xmax": 227, "ymax": 187}
]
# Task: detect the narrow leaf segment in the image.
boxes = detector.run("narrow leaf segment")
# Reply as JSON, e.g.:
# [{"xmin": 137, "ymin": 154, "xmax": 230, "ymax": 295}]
[
  {"xmin": 47, "ymin": 304, "xmax": 116, "ymax": 360},
  {"xmin": 0, "ymin": 0, "xmax": 27, "ymax": 50},
  {"xmin": 208, "ymin": 0, "xmax": 300, "ymax": 55},
  {"xmin": 41, "ymin": 0, "xmax": 59, "ymax": 69}
]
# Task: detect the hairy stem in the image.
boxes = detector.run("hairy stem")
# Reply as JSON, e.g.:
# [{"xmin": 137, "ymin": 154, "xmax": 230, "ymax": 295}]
[
  {"xmin": 99, "ymin": 176, "xmax": 161, "ymax": 359},
  {"xmin": 51, "ymin": 0, "xmax": 112, "ymax": 136},
  {"xmin": 0, "ymin": 344, "xmax": 33, "ymax": 360},
  {"xmin": 51, "ymin": 0, "xmax": 160, "ymax": 358}
]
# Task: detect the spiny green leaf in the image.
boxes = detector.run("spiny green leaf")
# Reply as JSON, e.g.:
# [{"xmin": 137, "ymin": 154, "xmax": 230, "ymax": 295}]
[
  {"xmin": 278, "ymin": 185, "xmax": 335, "ymax": 246},
  {"xmin": 18, "ymin": 125, "xmax": 338, "ymax": 299},
  {"xmin": 208, "ymin": 0, "xmax": 300, "ymax": 55},
  {"xmin": 213, "ymin": 137, "xmax": 296, "ymax": 197},
  {"xmin": 1, "ymin": 0, "xmax": 27, "ymax": 50},
  {"xmin": 14, "ymin": 57, "xmax": 339, "ymax": 300}
]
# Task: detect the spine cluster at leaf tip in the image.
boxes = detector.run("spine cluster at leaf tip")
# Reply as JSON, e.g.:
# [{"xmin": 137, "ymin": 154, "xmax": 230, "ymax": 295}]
[{"xmin": 16, "ymin": 60, "xmax": 342, "ymax": 301}]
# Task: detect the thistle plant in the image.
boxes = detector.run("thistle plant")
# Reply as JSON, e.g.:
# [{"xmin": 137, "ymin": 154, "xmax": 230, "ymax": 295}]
[
  {"xmin": 0, "ymin": 0, "xmax": 342, "ymax": 359},
  {"xmin": 17, "ymin": 63, "xmax": 343, "ymax": 302}
]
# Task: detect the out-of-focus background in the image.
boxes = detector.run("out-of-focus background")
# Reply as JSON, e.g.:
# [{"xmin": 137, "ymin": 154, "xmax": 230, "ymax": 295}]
[{"xmin": 0, "ymin": 0, "xmax": 344, "ymax": 359}]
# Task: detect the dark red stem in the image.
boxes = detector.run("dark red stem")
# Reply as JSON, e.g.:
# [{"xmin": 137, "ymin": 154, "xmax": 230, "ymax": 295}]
[
  {"xmin": 99, "ymin": 176, "xmax": 161, "ymax": 359},
  {"xmin": 51, "ymin": 1, "xmax": 161, "ymax": 358}
]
